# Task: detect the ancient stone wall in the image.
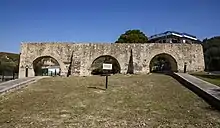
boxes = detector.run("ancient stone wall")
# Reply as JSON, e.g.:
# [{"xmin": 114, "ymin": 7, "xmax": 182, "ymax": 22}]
[{"xmin": 19, "ymin": 42, "xmax": 205, "ymax": 78}]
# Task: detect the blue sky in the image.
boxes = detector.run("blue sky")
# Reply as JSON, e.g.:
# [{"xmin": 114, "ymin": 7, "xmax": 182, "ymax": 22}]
[{"xmin": 0, "ymin": 0, "xmax": 220, "ymax": 53}]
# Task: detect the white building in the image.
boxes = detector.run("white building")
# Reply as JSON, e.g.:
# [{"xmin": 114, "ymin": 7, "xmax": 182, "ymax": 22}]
[
  {"xmin": 42, "ymin": 66, "xmax": 60, "ymax": 76},
  {"xmin": 148, "ymin": 31, "xmax": 200, "ymax": 44}
]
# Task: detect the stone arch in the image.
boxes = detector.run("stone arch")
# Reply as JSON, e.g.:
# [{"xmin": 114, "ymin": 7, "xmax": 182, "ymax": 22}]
[
  {"xmin": 90, "ymin": 55, "xmax": 121, "ymax": 75},
  {"xmin": 149, "ymin": 53, "xmax": 178, "ymax": 72},
  {"xmin": 31, "ymin": 55, "xmax": 65, "ymax": 76}
]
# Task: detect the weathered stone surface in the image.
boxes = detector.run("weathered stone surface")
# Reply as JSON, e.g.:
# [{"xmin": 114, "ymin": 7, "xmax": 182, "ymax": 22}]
[{"xmin": 19, "ymin": 42, "xmax": 205, "ymax": 78}]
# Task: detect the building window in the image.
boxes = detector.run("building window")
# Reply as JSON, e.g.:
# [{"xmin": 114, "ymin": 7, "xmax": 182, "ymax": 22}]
[
  {"xmin": 182, "ymin": 39, "xmax": 186, "ymax": 43},
  {"xmin": 172, "ymin": 39, "xmax": 178, "ymax": 43}
]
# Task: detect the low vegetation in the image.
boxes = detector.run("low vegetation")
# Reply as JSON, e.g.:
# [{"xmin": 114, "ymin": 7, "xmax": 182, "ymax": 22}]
[
  {"xmin": 203, "ymin": 36, "xmax": 220, "ymax": 71},
  {"xmin": 1, "ymin": 74, "xmax": 220, "ymax": 127},
  {"xmin": 115, "ymin": 29, "xmax": 148, "ymax": 43},
  {"xmin": 0, "ymin": 52, "xmax": 19, "ymax": 75},
  {"xmin": 191, "ymin": 72, "xmax": 220, "ymax": 86}
]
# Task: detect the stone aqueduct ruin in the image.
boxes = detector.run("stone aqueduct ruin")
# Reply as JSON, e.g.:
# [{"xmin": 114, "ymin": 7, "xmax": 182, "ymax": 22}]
[{"xmin": 19, "ymin": 42, "xmax": 205, "ymax": 78}]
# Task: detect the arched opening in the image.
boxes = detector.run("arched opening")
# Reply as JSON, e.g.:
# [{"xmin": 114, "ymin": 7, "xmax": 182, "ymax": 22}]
[
  {"xmin": 91, "ymin": 55, "xmax": 121, "ymax": 75},
  {"xmin": 33, "ymin": 56, "xmax": 61, "ymax": 76},
  {"xmin": 149, "ymin": 53, "xmax": 178, "ymax": 73}
]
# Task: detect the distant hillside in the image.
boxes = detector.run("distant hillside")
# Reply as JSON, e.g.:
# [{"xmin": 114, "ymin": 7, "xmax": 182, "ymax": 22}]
[{"xmin": 0, "ymin": 52, "xmax": 20, "ymax": 74}]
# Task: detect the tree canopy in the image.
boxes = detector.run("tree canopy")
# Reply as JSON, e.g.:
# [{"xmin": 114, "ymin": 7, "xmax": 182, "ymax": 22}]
[
  {"xmin": 0, "ymin": 52, "xmax": 19, "ymax": 75},
  {"xmin": 202, "ymin": 36, "xmax": 220, "ymax": 71},
  {"xmin": 203, "ymin": 36, "xmax": 220, "ymax": 52},
  {"xmin": 115, "ymin": 29, "xmax": 148, "ymax": 43}
]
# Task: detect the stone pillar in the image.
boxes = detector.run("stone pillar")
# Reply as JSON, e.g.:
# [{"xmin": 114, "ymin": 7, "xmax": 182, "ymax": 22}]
[
  {"xmin": 29, "ymin": 68, "xmax": 35, "ymax": 77},
  {"xmin": 120, "ymin": 64, "xmax": 128, "ymax": 74},
  {"xmin": 59, "ymin": 65, "xmax": 68, "ymax": 77},
  {"xmin": 60, "ymin": 72, "xmax": 67, "ymax": 77},
  {"xmin": 18, "ymin": 67, "xmax": 25, "ymax": 78}
]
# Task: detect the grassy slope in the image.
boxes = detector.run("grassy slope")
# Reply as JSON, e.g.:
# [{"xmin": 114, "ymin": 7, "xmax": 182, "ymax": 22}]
[{"xmin": 0, "ymin": 74, "xmax": 220, "ymax": 127}]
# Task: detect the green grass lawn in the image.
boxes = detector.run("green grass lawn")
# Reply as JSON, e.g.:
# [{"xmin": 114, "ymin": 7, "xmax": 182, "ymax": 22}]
[
  {"xmin": 191, "ymin": 72, "xmax": 220, "ymax": 86},
  {"xmin": 1, "ymin": 74, "xmax": 220, "ymax": 128}
]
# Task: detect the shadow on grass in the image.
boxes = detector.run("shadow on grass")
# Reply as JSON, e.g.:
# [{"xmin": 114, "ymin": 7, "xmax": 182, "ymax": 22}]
[
  {"xmin": 150, "ymin": 71, "xmax": 174, "ymax": 75},
  {"xmin": 202, "ymin": 105, "xmax": 218, "ymax": 111},
  {"xmin": 166, "ymin": 72, "xmax": 220, "ymax": 111},
  {"xmin": 87, "ymin": 86, "xmax": 106, "ymax": 91}
]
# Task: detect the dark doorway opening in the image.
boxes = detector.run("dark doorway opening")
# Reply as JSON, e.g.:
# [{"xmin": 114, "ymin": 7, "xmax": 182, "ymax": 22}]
[
  {"xmin": 91, "ymin": 55, "xmax": 121, "ymax": 75},
  {"xmin": 33, "ymin": 56, "xmax": 60, "ymax": 76},
  {"xmin": 25, "ymin": 67, "xmax": 28, "ymax": 77},
  {"xmin": 150, "ymin": 53, "xmax": 178, "ymax": 73}
]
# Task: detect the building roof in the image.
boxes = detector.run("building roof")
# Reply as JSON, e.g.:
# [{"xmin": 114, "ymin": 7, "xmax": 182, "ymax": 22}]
[{"xmin": 149, "ymin": 31, "xmax": 198, "ymax": 41}]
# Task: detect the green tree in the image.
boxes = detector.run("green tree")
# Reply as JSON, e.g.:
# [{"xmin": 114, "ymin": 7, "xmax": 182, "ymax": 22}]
[
  {"xmin": 203, "ymin": 36, "xmax": 220, "ymax": 52},
  {"xmin": 202, "ymin": 36, "xmax": 220, "ymax": 71},
  {"xmin": 115, "ymin": 29, "xmax": 148, "ymax": 43},
  {"xmin": 0, "ymin": 52, "xmax": 19, "ymax": 75}
]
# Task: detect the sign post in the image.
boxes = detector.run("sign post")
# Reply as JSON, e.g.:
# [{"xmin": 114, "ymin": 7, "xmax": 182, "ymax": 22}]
[
  {"xmin": 105, "ymin": 74, "xmax": 108, "ymax": 89},
  {"xmin": 103, "ymin": 63, "xmax": 112, "ymax": 89}
]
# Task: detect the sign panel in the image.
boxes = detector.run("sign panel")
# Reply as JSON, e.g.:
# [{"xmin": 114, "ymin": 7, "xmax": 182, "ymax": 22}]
[{"xmin": 103, "ymin": 63, "xmax": 112, "ymax": 70}]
